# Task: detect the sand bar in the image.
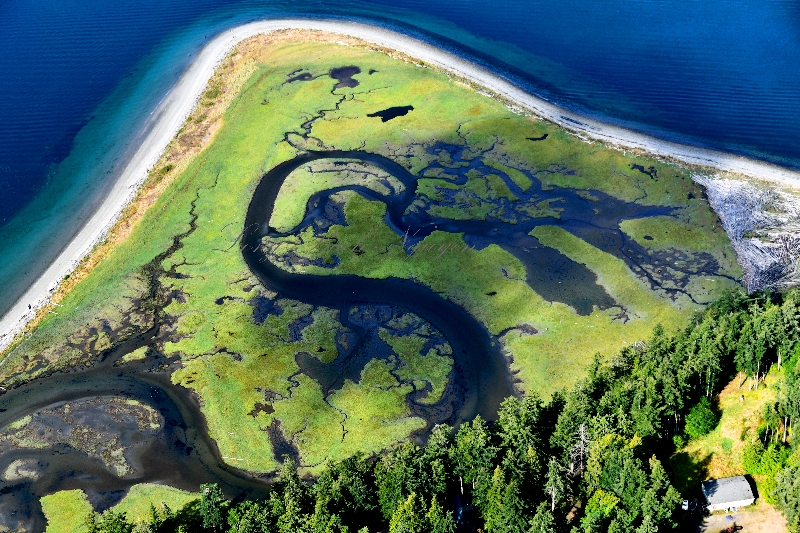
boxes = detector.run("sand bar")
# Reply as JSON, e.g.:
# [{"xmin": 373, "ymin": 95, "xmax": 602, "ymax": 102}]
[{"xmin": 2, "ymin": 18, "xmax": 800, "ymax": 353}]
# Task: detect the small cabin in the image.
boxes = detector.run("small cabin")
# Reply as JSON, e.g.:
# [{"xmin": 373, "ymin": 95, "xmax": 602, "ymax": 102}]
[{"xmin": 701, "ymin": 476, "xmax": 755, "ymax": 512}]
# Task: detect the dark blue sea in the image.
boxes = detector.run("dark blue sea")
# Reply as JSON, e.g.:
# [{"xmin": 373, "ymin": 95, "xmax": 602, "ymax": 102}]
[{"xmin": 1, "ymin": 0, "xmax": 799, "ymax": 314}]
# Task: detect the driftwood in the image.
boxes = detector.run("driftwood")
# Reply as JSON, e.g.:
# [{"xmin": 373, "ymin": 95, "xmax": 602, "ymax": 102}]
[{"xmin": 693, "ymin": 175, "xmax": 800, "ymax": 293}]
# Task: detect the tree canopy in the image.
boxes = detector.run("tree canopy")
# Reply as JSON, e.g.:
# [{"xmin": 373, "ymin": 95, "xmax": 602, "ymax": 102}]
[{"xmin": 78, "ymin": 289, "xmax": 800, "ymax": 533}]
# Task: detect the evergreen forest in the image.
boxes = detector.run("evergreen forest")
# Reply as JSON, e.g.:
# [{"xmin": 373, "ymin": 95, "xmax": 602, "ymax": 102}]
[{"xmin": 81, "ymin": 289, "xmax": 800, "ymax": 533}]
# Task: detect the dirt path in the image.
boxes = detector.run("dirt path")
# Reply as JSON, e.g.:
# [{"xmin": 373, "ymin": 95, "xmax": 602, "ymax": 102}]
[{"xmin": 691, "ymin": 502, "xmax": 787, "ymax": 533}]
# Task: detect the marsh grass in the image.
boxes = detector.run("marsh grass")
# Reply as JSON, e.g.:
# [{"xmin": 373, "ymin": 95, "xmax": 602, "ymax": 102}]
[
  {"xmin": 112, "ymin": 483, "xmax": 198, "ymax": 523},
  {"xmin": 270, "ymin": 192, "xmax": 710, "ymax": 395},
  {"xmin": 4, "ymin": 35, "xmax": 741, "ymax": 473},
  {"xmin": 41, "ymin": 484, "xmax": 198, "ymax": 531},
  {"xmin": 380, "ymin": 330, "xmax": 453, "ymax": 404},
  {"xmin": 620, "ymin": 211, "xmax": 742, "ymax": 276},
  {"xmin": 270, "ymin": 160, "xmax": 403, "ymax": 232},
  {"xmin": 119, "ymin": 346, "xmax": 148, "ymax": 364},
  {"xmin": 40, "ymin": 489, "xmax": 92, "ymax": 533}
]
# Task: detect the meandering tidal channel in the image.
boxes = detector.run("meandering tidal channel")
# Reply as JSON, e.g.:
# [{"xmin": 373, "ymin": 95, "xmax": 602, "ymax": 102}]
[
  {"xmin": 0, "ymin": 141, "xmax": 734, "ymax": 530},
  {"xmin": 0, "ymin": 148, "xmax": 519, "ymax": 531}
]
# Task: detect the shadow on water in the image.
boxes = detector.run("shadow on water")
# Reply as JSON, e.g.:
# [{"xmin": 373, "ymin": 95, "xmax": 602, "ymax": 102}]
[
  {"xmin": 276, "ymin": 145, "xmax": 716, "ymax": 315},
  {"xmin": 527, "ymin": 134, "xmax": 548, "ymax": 141},
  {"xmin": 286, "ymin": 65, "xmax": 361, "ymax": 89},
  {"xmin": 329, "ymin": 66, "xmax": 361, "ymax": 89}
]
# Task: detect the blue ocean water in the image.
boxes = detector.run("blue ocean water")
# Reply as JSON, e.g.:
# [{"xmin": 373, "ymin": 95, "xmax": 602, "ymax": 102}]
[{"xmin": 1, "ymin": 0, "xmax": 799, "ymax": 314}]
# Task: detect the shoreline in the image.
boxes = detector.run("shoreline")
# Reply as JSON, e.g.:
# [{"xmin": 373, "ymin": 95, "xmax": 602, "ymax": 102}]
[{"xmin": 2, "ymin": 18, "xmax": 800, "ymax": 354}]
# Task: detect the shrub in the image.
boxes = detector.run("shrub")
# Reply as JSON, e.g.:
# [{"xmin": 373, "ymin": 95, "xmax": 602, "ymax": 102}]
[
  {"xmin": 742, "ymin": 441, "xmax": 765, "ymax": 474},
  {"xmin": 743, "ymin": 441, "xmax": 791, "ymax": 476},
  {"xmin": 204, "ymin": 86, "xmax": 222, "ymax": 100},
  {"xmin": 742, "ymin": 441, "xmax": 792, "ymax": 504},
  {"xmin": 685, "ymin": 397, "xmax": 719, "ymax": 439}
]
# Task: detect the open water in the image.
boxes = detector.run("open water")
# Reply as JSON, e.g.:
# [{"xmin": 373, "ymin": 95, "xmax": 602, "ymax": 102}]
[{"xmin": 0, "ymin": 0, "xmax": 799, "ymax": 315}]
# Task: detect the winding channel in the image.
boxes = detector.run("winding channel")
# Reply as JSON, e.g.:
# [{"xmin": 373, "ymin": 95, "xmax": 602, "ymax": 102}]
[
  {"xmin": 242, "ymin": 149, "xmax": 516, "ymax": 427},
  {"xmin": 0, "ymin": 144, "xmax": 732, "ymax": 530},
  {"xmin": 0, "ymin": 335, "xmax": 274, "ymax": 531},
  {"xmin": 0, "ymin": 149, "xmax": 517, "ymax": 531}
]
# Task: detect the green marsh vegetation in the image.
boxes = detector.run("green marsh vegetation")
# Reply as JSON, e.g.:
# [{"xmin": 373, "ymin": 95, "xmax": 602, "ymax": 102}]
[
  {"xmin": 266, "ymin": 182, "xmax": 737, "ymax": 395},
  {"xmin": 41, "ymin": 484, "xmax": 198, "ymax": 533},
  {"xmin": 2, "ymin": 34, "xmax": 740, "ymax": 474},
  {"xmin": 42, "ymin": 289, "xmax": 800, "ymax": 532},
  {"xmin": 40, "ymin": 489, "xmax": 93, "ymax": 533},
  {"xmin": 269, "ymin": 159, "xmax": 404, "ymax": 232}
]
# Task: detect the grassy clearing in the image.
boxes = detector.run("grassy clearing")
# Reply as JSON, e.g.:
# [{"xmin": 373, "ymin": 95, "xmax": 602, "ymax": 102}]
[
  {"xmin": 310, "ymin": 62, "xmax": 510, "ymax": 169},
  {"xmin": 669, "ymin": 370, "xmax": 789, "ymax": 532},
  {"xmin": 474, "ymin": 118, "xmax": 700, "ymax": 208},
  {"xmin": 620, "ymin": 215, "xmax": 719, "ymax": 254},
  {"xmin": 327, "ymin": 360, "xmax": 424, "ymax": 460},
  {"xmin": 170, "ymin": 297, "xmax": 313, "ymax": 472},
  {"xmin": 41, "ymin": 489, "xmax": 92, "ymax": 533},
  {"xmin": 41, "ymin": 484, "xmax": 199, "ymax": 531},
  {"xmin": 266, "ymin": 358, "xmax": 426, "ymax": 474},
  {"xmin": 531, "ymin": 226, "xmax": 688, "ymax": 318},
  {"xmin": 271, "ymin": 159, "xmax": 403, "ymax": 232},
  {"xmin": 619, "ymin": 210, "xmax": 742, "ymax": 276},
  {"xmin": 669, "ymin": 370, "xmax": 782, "ymax": 496},
  {"xmin": 170, "ymin": 293, "xmax": 447, "ymax": 472}
]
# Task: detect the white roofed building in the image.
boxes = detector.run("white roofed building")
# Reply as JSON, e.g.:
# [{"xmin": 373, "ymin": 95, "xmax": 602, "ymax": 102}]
[{"xmin": 701, "ymin": 476, "xmax": 755, "ymax": 512}]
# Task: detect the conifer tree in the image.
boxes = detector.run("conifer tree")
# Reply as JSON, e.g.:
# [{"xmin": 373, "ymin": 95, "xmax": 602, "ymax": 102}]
[
  {"xmin": 527, "ymin": 502, "xmax": 557, "ymax": 533},
  {"xmin": 450, "ymin": 415, "xmax": 498, "ymax": 509},
  {"xmin": 544, "ymin": 458, "xmax": 565, "ymax": 513},
  {"xmin": 426, "ymin": 496, "xmax": 456, "ymax": 533},
  {"xmin": 388, "ymin": 493, "xmax": 427, "ymax": 533},
  {"xmin": 200, "ymin": 483, "xmax": 226, "ymax": 532}
]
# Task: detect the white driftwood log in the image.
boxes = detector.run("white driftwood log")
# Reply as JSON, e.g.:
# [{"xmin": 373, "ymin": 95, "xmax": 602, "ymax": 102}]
[{"xmin": 694, "ymin": 175, "xmax": 800, "ymax": 293}]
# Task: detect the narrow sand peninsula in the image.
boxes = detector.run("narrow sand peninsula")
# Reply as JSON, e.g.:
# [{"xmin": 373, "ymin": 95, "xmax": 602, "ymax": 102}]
[{"xmin": 2, "ymin": 18, "xmax": 800, "ymax": 352}]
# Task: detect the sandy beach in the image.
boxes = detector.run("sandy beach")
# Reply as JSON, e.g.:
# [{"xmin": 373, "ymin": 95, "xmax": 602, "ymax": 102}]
[{"xmin": 2, "ymin": 18, "xmax": 800, "ymax": 353}]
